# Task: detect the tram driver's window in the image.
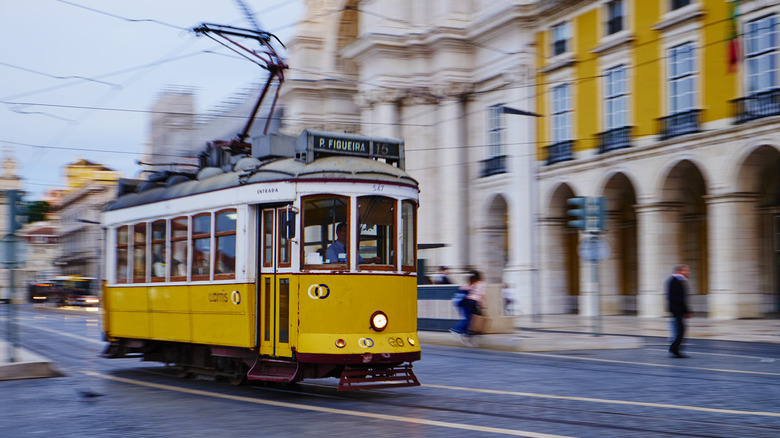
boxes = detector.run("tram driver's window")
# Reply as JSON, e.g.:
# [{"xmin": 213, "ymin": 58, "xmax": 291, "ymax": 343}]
[
  {"xmin": 302, "ymin": 195, "xmax": 348, "ymax": 268},
  {"xmin": 357, "ymin": 196, "xmax": 395, "ymax": 268},
  {"xmin": 401, "ymin": 200, "xmax": 417, "ymax": 271}
]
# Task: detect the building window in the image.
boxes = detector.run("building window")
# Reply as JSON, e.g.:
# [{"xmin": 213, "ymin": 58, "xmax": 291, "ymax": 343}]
[
  {"xmin": 552, "ymin": 22, "xmax": 569, "ymax": 56},
  {"xmin": 552, "ymin": 84, "xmax": 572, "ymax": 143},
  {"xmin": 191, "ymin": 213, "xmax": 211, "ymax": 280},
  {"xmin": 482, "ymin": 105, "xmax": 507, "ymax": 177},
  {"xmin": 746, "ymin": 15, "xmax": 778, "ymax": 95},
  {"xmin": 668, "ymin": 42, "xmax": 697, "ymax": 114},
  {"xmin": 670, "ymin": 0, "xmax": 690, "ymax": 10},
  {"xmin": 215, "ymin": 209, "xmax": 237, "ymax": 278},
  {"xmin": 604, "ymin": 66, "xmax": 628, "ymax": 130},
  {"xmin": 599, "ymin": 65, "xmax": 631, "ymax": 152},
  {"xmin": 606, "ymin": 0, "xmax": 624, "ymax": 35}
]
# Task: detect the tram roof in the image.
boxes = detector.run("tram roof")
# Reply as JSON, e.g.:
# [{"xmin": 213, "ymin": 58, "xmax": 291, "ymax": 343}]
[{"xmin": 105, "ymin": 156, "xmax": 418, "ymax": 211}]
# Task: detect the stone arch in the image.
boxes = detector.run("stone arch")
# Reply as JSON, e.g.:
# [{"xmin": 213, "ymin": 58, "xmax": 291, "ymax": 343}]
[
  {"xmin": 600, "ymin": 172, "xmax": 639, "ymax": 314},
  {"xmin": 483, "ymin": 194, "xmax": 509, "ymax": 284},
  {"xmin": 542, "ymin": 183, "xmax": 579, "ymax": 314},
  {"xmin": 735, "ymin": 144, "xmax": 780, "ymax": 314},
  {"xmin": 659, "ymin": 160, "xmax": 709, "ymax": 310}
]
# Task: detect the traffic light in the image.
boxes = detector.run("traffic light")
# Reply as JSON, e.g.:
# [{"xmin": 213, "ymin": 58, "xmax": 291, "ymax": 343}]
[
  {"xmin": 567, "ymin": 196, "xmax": 587, "ymax": 230},
  {"xmin": 591, "ymin": 196, "xmax": 607, "ymax": 232}
]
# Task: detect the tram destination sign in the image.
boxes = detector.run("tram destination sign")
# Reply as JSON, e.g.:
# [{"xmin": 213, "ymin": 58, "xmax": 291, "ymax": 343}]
[{"xmin": 296, "ymin": 130, "xmax": 405, "ymax": 168}]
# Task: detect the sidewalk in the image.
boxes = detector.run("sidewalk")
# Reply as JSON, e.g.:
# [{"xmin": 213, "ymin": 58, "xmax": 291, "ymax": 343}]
[
  {"xmin": 420, "ymin": 314, "xmax": 780, "ymax": 350},
  {"xmin": 2, "ymin": 307, "xmax": 778, "ymax": 381}
]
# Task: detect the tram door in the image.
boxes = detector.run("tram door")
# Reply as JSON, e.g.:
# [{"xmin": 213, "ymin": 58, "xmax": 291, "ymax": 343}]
[{"xmin": 258, "ymin": 207, "xmax": 294, "ymax": 359}]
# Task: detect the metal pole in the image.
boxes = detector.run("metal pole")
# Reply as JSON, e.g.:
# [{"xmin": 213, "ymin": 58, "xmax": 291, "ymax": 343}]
[
  {"xmin": 591, "ymin": 258, "xmax": 601, "ymax": 337},
  {"xmin": 7, "ymin": 267, "xmax": 15, "ymax": 362}
]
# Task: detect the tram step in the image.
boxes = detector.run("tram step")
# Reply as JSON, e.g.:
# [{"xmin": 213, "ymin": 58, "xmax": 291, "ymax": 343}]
[
  {"xmin": 246, "ymin": 358, "xmax": 299, "ymax": 382},
  {"xmin": 337, "ymin": 365, "xmax": 421, "ymax": 391}
]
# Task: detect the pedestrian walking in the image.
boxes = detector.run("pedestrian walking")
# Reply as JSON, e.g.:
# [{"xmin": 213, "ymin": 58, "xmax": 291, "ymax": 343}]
[
  {"xmin": 449, "ymin": 269, "xmax": 485, "ymax": 346},
  {"xmin": 666, "ymin": 264, "xmax": 692, "ymax": 358}
]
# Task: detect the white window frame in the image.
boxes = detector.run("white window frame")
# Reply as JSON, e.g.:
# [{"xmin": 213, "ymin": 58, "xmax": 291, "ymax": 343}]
[
  {"xmin": 551, "ymin": 84, "xmax": 572, "ymax": 143},
  {"xmin": 552, "ymin": 22, "xmax": 570, "ymax": 56},
  {"xmin": 745, "ymin": 14, "xmax": 778, "ymax": 95},
  {"xmin": 668, "ymin": 42, "xmax": 697, "ymax": 114},
  {"xmin": 487, "ymin": 105, "xmax": 505, "ymax": 158},
  {"xmin": 604, "ymin": 65, "xmax": 629, "ymax": 130}
]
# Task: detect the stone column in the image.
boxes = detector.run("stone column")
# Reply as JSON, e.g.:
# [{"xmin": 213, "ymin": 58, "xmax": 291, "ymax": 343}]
[
  {"xmin": 706, "ymin": 193, "xmax": 763, "ymax": 319},
  {"xmin": 635, "ymin": 202, "xmax": 682, "ymax": 317},
  {"xmin": 435, "ymin": 90, "xmax": 470, "ymax": 270},
  {"xmin": 599, "ymin": 211, "xmax": 622, "ymax": 315}
]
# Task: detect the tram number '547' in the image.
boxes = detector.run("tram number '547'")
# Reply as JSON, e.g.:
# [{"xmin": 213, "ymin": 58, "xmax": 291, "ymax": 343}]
[{"xmin": 373, "ymin": 184, "xmax": 384, "ymax": 192}]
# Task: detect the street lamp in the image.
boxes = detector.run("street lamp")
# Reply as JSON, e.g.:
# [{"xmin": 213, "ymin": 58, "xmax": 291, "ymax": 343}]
[{"xmin": 502, "ymin": 106, "xmax": 542, "ymax": 322}]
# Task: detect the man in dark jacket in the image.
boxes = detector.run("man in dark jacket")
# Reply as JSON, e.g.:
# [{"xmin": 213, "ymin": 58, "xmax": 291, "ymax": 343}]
[{"xmin": 666, "ymin": 264, "xmax": 692, "ymax": 358}]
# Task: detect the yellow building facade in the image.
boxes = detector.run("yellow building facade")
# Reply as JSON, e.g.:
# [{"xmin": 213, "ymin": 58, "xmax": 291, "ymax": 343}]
[{"xmin": 535, "ymin": 0, "xmax": 779, "ymax": 318}]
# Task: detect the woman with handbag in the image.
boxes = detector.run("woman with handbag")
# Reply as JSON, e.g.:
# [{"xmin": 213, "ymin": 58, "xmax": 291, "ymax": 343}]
[{"xmin": 449, "ymin": 270, "xmax": 485, "ymax": 346}]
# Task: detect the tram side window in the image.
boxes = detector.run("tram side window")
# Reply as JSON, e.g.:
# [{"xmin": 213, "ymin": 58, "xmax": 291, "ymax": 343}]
[
  {"xmin": 133, "ymin": 223, "xmax": 147, "ymax": 283},
  {"xmin": 357, "ymin": 196, "xmax": 396, "ymax": 268},
  {"xmin": 151, "ymin": 220, "xmax": 167, "ymax": 282},
  {"xmin": 278, "ymin": 207, "xmax": 293, "ymax": 267},
  {"xmin": 262, "ymin": 210, "xmax": 274, "ymax": 267},
  {"xmin": 170, "ymin": 217, "xmax": 187, "ymax": 281},
  {"xmin": 191, "ymin": 213, "xmax": 211, "ymax": 280},
  {"xmin": 402, "ymin": 200, "xmax": 417, "ymax": 271},
  {"xmin": 302, "ymin": 195, "xmax": 348, "ymax": 268},
  {"xmin": 215, "ymin": 209, "xmax": 236, "ymax": 279},
  {"xmin": 116, "ymin": 226, "xmax": 129, "ymax": 283}
]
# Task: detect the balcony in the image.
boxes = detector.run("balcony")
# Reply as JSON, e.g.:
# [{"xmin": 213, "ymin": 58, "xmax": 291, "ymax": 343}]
[
  {"xmin": 546, "ymin": 140, "xmax": 574, "ymax": 165},
  {"xmin": 480, "ymin": 155, "xmax": 507, "ymax": 178},
  {"xmin": 658, "ymin": 109, "xmax": 701, "ymax": 140},
  {"xmin": 597, "ymin": 126, "xmax": 632, "ymax": 154},
  {"xmin": 733, "ymin": 89, "xmax": 780, "ymax": 124}
]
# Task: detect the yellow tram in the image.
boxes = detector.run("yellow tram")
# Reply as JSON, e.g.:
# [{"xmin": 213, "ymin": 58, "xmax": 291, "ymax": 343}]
[{"xmin": 101, "ymin": 130, "xmax": 421, "ymax": 390}]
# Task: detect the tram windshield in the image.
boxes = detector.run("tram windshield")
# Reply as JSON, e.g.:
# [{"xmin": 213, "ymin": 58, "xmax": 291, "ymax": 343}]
[
  {"xmin": 302, "ymin": 195, "xmax": 348, "ymax": 268},
  {"xmin": 357, "ymin": 196, "xmax": 395, "ymax": 266}
]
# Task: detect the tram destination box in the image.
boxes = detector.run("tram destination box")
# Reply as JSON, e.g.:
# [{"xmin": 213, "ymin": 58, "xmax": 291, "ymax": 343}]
[{"xmin": 294, "ymin": 129, "xmax": 405, "ymax": 168}]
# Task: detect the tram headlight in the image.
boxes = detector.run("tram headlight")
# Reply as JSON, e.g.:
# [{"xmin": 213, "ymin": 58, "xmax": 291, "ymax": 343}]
[
  {"xmin": 335, "ymin": 339, "xmax": 346, "ymax": 348},
  {"xmin": 407, "ymin": 337, "xmax": 415, "ymax": 346},
  {"xmin": 370, "ymin": 311, "xmax": 388, "ymax": 332}
]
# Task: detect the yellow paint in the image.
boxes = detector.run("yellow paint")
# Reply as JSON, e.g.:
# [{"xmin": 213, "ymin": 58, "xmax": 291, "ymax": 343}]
[
  {"xmin": 632, "ymin": 0, "xmax": 662, "ymax": 138},
  {"xmin": 702, "ymin": 1, "xmax": 736, "ymax": 122},
  {"xmin": 104, "ymin": 283, "xmax": 256, "ymax": 348},
  {"xmin": 297, "ymin": 274, "xmax": 419, "ymax": 355},
  {"xmin": 574, "ymin": 10, "xmax": 598, "ymax": 153},
  {"xmin": 535, "ymin": 31, "xmax": 547, "ymax": 157},
  {"xmin": 104, "ymin": 274, "xmax": 419, "ymax": 359}
]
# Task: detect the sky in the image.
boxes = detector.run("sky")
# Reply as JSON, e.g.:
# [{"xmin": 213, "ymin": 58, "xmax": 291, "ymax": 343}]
[{"xmin": 0, "ymin": 0, "xmax": 303, "ymax": 200}]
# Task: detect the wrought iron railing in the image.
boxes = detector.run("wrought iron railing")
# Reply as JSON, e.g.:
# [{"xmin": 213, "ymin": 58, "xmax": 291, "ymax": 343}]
[
  {"xmin": 733, "ymin": 88, "xmax": 780, "ymax": 124},
  {"xmin": 545, "ymin": 140, "xmax": 574, "ymax": 165},
  {"xmin": 658, "ymin": 109, "xmax": 701, "ymax": 140},
  {"xmin": 479, "ymin": 155, "xmax": 507, "ymax": 177},
  {"xmin": 597, "ymin": 126, "xmax": 632, "ymax": 153}
]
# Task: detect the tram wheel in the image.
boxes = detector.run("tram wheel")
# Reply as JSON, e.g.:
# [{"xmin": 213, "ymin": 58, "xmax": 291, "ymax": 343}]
[{"xmin": 172, "ymin": 365, "xmax": 193, "ymax": 379}]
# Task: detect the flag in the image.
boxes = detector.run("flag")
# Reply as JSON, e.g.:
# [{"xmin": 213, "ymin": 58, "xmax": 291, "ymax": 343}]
[{"xmin": 727, "ymin": 0, "xmax": 740, "ymax": 73}]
